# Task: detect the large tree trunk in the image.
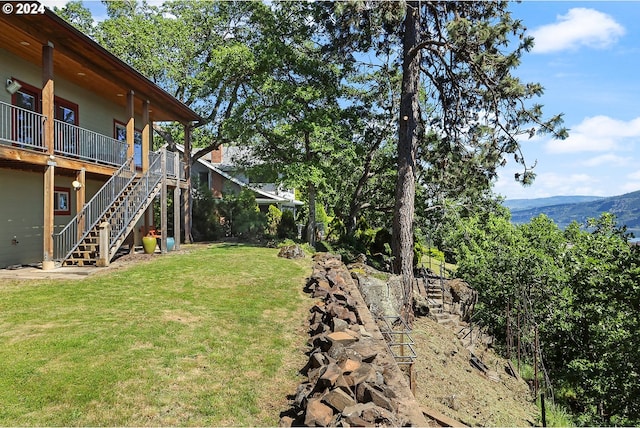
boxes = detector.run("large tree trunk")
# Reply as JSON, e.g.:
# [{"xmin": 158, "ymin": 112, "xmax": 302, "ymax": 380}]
[
  {"xmin": 305, "ymin": 131, "xmax": 317, "ymax": 247},
  {"xmin": 392, "ymin": 1, "xmax": 421, "ymax": 323},
  {"xmin": 307, "ymin": 181, "xmax": 317, "ymax": 247},
  {"xmin": 182, "ymin": 124, "xmax": 193, "ymax": 244}
]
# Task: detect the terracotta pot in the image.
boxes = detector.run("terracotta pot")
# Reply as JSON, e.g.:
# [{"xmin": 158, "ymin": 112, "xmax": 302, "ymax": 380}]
[{"xmin": 142, "ymin": 235, "xmax": 157, "ymax": 254}]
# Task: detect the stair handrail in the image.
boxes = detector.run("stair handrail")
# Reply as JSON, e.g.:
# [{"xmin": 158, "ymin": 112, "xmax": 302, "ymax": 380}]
[
  {"xmin": 106, "ymin": 150, "xmax": 163, "ymax": 249},
  {"xmin": 53, "ymin": 157, "xmax": 136, "ymax": 262}
]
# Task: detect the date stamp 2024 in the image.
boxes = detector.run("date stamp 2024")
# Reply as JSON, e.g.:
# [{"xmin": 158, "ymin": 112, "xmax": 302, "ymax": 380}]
[{"xmin": 2, "ymin": 2, "xmax": 46, "ymax": 15}]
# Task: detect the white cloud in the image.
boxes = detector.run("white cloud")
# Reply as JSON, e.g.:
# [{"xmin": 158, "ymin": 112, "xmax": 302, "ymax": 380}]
[
  {"xmin": 627, "ymin": 171, "xmax": 640, "ymax": 180},
  {"xmin": 546, "ymin": 115, "xmax": 640, "ymax": 154},
  {"xmin": 582, "ymin": 154, "xmax": 631, "ymax": 167},
  {"xmin": 495, "ymin": 168, "xmax": 605, "ymax": 199},
  {"xmin": 531, "ymin": 8, "xmax": 625, "ymax": 53}
]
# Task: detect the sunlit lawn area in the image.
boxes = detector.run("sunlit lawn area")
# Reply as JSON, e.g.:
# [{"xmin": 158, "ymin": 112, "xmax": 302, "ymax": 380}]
[{"xmin": 0, "ymin": 243, "xmax": 311, "ymax": 426}]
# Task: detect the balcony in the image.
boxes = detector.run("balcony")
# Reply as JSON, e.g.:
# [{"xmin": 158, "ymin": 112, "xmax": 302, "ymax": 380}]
[{"xmin": 0, "ymin": 100, "xmax": 187, "ymax": 177}]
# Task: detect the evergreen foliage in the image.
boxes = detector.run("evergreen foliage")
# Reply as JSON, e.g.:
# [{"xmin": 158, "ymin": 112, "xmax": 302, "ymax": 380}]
[{"xmin": 450, "ymin": 212, "xmax": 640, "ymax": 426}]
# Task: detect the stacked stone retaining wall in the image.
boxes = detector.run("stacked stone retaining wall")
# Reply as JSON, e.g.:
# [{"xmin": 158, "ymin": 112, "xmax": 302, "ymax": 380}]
[{"xmin": 279, "ymin": 253, "xmax": 430, "ymax": 427}]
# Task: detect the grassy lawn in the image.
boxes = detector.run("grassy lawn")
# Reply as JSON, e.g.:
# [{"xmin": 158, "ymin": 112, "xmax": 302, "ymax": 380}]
[{"xmin": 0, "ymin": 243, "xmax": 311, "ymax": 426}]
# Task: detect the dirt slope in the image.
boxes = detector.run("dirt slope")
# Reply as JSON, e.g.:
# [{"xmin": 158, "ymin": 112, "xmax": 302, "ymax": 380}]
[{"xmin": 412, "ymin": 316, "xmax": 538, "ymax": 427}]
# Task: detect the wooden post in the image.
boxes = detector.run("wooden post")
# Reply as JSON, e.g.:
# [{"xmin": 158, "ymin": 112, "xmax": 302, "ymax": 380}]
[
  {"xmin": 75, "ymin": 168, "xmax": 85, "ymax": 240},
  {"xmin": 126, "ymin": 90, "xmax": 135, "ymax": 171},
  {"xmin": 96, "ymin": 222, "xmax": 111, "ymax": 267},
  {"xmin": 410, "ymin": 363, "xmax": 416, "ymax": 396},
  {"xmin": 182, "ymin": 124, "xmax": 192, "ymax": 243},
  {"xmin": 160, "ymin": 148, "xmax": 167, "ymax": 254},
  {"xmin": 173, "ymin": 186, "xmax": 181, "ymax": 250},
  {"xmin": 42, "ymin": 42, "xmax": 55, "ymax": 270},
  {"xmin": 541, "ymin": 392, "xmax": 547, "ymax": 427},
  {"xmin": 142, "ymin": 100, "xmax": 150, "ymax": 172}
]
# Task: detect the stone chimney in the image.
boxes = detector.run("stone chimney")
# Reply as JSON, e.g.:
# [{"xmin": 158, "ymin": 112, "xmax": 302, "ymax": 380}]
[{"xmin": 211, "ymin": 145, "xmax": 223, "ymax": 164}]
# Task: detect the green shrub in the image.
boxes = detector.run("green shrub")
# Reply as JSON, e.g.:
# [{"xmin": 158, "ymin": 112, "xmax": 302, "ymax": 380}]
[
  {"xmin": 216, "ymin": 189, "xmax": 267, "ymax": 239},
  {"xmin": 277, "ymin": 210, "xmax": 297, "ymax": 239},
  {"xmin": 266, "ymin": 205, "xmax": 282, "ymax": 237},
  {"xmin": 192, "ymin": 186, "xmax": 223, "ymax": 241}
]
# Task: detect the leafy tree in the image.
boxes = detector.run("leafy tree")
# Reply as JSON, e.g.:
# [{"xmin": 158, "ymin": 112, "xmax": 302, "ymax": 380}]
[
  {"xmin": 54, "ymin": 0, "xmax": 95, "ymax": 35},
  {"xmin": 452, "ymin": 210, "xmax": 640, "ymax": 425},
  {"xmin": 227, "ymin": 2, "xmax": 346, "ymax": 247},
  {"xmin": 315, "ymin": 1, "xmax": 567, "ymax": 320},
  {"xmin": 60, "ymin": 1, "xmax": 273, "ymax": 242},
  {"xmin": 215, "ymin": 188, "xmax": 266, "ymax": 239}
]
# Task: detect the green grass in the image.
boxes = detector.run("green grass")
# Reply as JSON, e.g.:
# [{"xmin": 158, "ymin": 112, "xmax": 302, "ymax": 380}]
[
  {"xmin": 420, "ymin": 255, "xmax": 457, "ymax": 277},
  {"xmin": 0, "ymin": 243, "xmax": 311, "ymax": 426}
]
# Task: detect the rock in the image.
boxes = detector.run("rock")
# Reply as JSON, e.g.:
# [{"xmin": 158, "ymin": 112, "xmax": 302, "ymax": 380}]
[
  {"xmin": 361, "ymin": 404, "xmax": 398, "ymax": 426},
  {"xmin": 305, "ymin": 398, "xmax": 334, "ymax": 427},
  {"xmin": 278, "ymin": 244, "xmax": 305, "ymax": 259},
  {"xmin": 345, "ymin": 362, "xmax": 377, "ymax": 387},
  {"xmin": 278, "ymin": 415, "xmax": 294, "ymax": 427},
  {"xmin": 327, "ymin": 331, "xmax": 359, "ymax": 347},
  {"xmin": 323, "ymin": 388, "xmax": 357, "ymax": 412},
  {"xmin": 342, "ymin": 402, "xmax": 377, "ymax": 418},
  {"xmin": 339, "ymin": 358, "xmax": 362, "ymax": 374},
  {"xmin": 319, "ymin": 362, "xmax": 343, "ymax": 388},
  {"xmin": 332, "ymin": 317, "xmax": 349, "ymax": 332},
  {"xmin": 356, "ymin": 383, "xmax": 395, "ymax": 412}
]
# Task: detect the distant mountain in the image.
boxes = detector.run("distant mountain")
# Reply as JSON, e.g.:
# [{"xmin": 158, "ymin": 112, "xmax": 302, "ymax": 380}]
[
  {"xmin": 505, "ymin": 190, "xmax": 640, "ymax": 236},
  {"xmin": 502, "ymin": 195, "xmax": 605, "ymax": 211}
]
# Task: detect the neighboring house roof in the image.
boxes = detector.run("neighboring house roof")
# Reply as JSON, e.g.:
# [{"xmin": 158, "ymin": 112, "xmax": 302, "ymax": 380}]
[
  {"xmin": 174, "ymin": 145, "xmax": 303, "ymax": 206},
  {"xmin": 0, "ymin": 5, "xmax": 202, "ymax": 124}
]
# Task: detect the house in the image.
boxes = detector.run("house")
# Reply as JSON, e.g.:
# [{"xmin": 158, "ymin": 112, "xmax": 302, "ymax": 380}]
[
  {"xmin": 176, "ymin": 144, "xmax": 303, "ymax": 213},
  {"xmin": 0, "ymin": 6, "xmax": 201, "ymax": 269}
]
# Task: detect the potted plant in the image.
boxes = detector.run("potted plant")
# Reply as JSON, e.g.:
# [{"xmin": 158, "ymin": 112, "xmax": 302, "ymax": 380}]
[{"xmin": 142, "ymin": 232, "xmax": 157, "ymax": 254}]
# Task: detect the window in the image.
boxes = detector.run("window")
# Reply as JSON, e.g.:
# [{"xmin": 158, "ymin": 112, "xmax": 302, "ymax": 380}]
[
  {"xmin": 198, "ymin": 171, "xmax": 209, "ymax": 188},
  {"xmin": 55, "ymin": 97, "xmax": 79, "ymax": 125},
  {"xmin": 55, "ymin": 97, "xmax": 79, "ymax": 155},
  {"xmin": 54, "ymin": 187, "xmax": 71, "ymax": 215},
  {"xmin": 11, "ymin": 80, "xmax": 41, "ymax": 147}
]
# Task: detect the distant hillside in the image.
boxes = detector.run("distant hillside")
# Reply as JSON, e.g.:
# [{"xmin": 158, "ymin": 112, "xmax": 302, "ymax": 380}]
[
  {"xmin": 506, "ymin": 190, "xmax": 640, "ymax": 236},
  {"xmin": 503, "ymin": 195, "xmax": 604, "ymax": 211}
]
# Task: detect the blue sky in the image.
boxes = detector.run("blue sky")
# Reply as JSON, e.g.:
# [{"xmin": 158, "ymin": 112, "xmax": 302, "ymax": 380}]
[
  {"xmin": 495, "ymin": 1, "xmax": 640, "ymax": 200},
  {"xmin": 41, "ymin": 1, "xmax": 640, "ymax": 200}
]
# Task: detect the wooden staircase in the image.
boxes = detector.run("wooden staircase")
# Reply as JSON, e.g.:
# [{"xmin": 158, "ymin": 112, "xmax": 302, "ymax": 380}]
[{"xmin": 63, "ymin": 177, "xmax": 161, "ymax": 266}]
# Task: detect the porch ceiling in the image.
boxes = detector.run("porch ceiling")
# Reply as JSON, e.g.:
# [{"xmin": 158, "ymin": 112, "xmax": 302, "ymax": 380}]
[{"xmin": 0, "ymin": 9, "xmax": 202, "ymax": 125}]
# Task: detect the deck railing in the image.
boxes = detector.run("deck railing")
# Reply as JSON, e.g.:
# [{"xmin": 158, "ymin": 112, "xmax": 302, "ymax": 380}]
[
  {"xmin": 166, "ymin": 149, "xmax": 187, "ymax": 181},
  {"xmin": 107, "ymin": 151, "xmax": 163, "ymax": 248},
  {"xmin": 166, "ymin": 150, "xmax": 178, "ymax": 178},
  {"xmin": 54, "ymin": 119, "xmax": 127, "ymax": 166},
  {"xmin": 0, "ymin": 100, "xmax": 46, "ymax": 150},
  {"xmin": 53, "ymin": 158, "xmax": 136, "ymax": 262}
]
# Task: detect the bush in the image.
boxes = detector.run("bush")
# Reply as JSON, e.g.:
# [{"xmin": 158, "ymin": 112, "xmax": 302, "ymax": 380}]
[
  {"xmin": 266, "ymin": 205, "xmax": 282, "ymax": 237},
  {"xmin": 192, "ymin": 186, "xmax": 223, "ymax": 241},
  {"xmin": 216, "ymin": 189, "xmax": 267, "ymax": 239},
  {"xmin": 277, "ymin": 210, "xmax": 297, "ymax": 239}
]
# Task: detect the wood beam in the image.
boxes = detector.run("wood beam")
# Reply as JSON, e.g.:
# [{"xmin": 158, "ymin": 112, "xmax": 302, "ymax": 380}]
[
  {"xmin": 160, "ymin": 148, "xmax": 167, "ymax": 254},
  {"xmin": 142, "ymin": 100, "xmax": 150, "ymax": 172},
  {"xmin": 126, "ymin": 90, "xmax": 135, "ymax": 171},
  {"xmin": 42, "ymin": 42, "xmax": 54, "ymax": 154},
  {"xmin": 173, "ymin": 150, "xmax": 181, "ymax": 250},
  {"xmin": 43, "ymin": 163, "xmax": 55, "ymax": 270},
  {"xmin": 0, "ymin": 145, "xmax": 120, "ymax": 176},
  {"xmin": 42, "ymin": 42, "xmax": 55, "ymax": 270},
  {"xmin": 183, "ymin": 124, "xmax": 192, "ymax": 243},
  {"xmin": 75, "ymin": 168, "xmax": 85, "ymax": 240}
]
